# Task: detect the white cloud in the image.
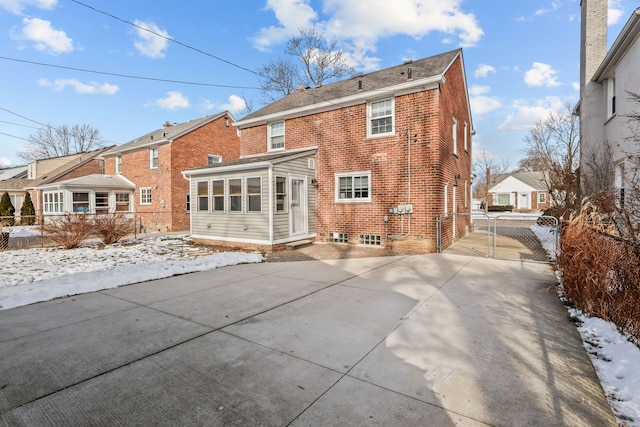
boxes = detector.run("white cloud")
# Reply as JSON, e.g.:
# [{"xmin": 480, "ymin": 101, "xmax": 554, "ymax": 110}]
[
  {"xmin": 608, "ymin": 0, "xmax": 625, "ymax": 26},
  {"xmin": 201, "ymin": 95, "xmax": 247, "ymax": 114},
  {"xmin": 474, "ymin": 63, "xmax": 496, "ymax": 78},
  {"xmin": 524, "ymin": 62, "xmax": 560, "ymax": 87},
  {"xmin": 534, "ymin": 2, "xmax": 560, "ymax": 16},
  {"xmin": 0, "ymin": 157, "xmax": 12, "ymax": 168},
  {"xmin": 251, "ymin": 0, "xmax": 317, "ymax": 51},
  {"xmin": 469, "ymin": 85, "xmax": 501, "ymax": 115},
  {"xmin": 133, "ymin": 20, "xmax": 169, "ymax": 58},
  {"xmin": 38, "ymin": 78, "xmax": 119, "ymax": 95},
  {"xmin": 153, "ymin": 91, "xmax": 190, "ymax": 110},
  {"xmin": 15, "ymin": 17, "xmax": 73, "ymax": 55},
  {"xmin": 498, "ymin": 96, "xmax": 564, "ymax": 132},
  {"xmin": 0, "ymin": 0, "xmax": 56, "ymax": 14},
  {"xmin": 253, "ymin": 0, "xmax": 483, "ymax": 68}
]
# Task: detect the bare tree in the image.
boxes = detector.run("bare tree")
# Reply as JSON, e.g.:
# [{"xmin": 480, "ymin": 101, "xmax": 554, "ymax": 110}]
[
  {"xmin": 521, "ymin": 102, "xmax": 580, "ymax": 212},
  {"xmin": 472, "ymin": 149, "xmax": 509, "ymax": 210},
  {"xmin": 18, "ymin": 123, "xmax": 105, "ymax": 161},
  {"xmin": 258, "ymin": 27, "xmax": 355, "ymax": 102}
]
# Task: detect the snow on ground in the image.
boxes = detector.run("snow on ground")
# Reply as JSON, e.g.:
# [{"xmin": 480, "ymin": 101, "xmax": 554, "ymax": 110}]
[
  {"xmin": 0, "ymin": 228, "xmax": 263, "ymax": 311},
  {"xmin": 1, "ymin": 224, "xmax": 637, "ymax": 425},
  {"xmin": 532, "ymin": 224, "xmax": 640, "ymax": 427}
]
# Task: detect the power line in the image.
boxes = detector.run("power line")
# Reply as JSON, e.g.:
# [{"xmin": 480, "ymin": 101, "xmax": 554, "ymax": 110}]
[
  {"xmin": 0, "ymin": 131, "xmax": 30, "ymax": 142},
  {"xmin": 0, "ymin": 56, "xmax": 257, "ymax": 89},
  {"xmin": 0, "ymin": 120, "xmax": 39, "ymax": 130},
  {"xmin": 70, "ymin": 0, "xmax": 261, "ymax": 77}
]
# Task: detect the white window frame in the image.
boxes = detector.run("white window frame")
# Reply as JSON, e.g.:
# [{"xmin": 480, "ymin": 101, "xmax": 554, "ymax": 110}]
[
  {"xmin": 275, "ymin": 176, "xmax": 288, "ymax": 213},
  {"xmin": 538, "ymin": 192, "xmax": 547, "ymax": 204},
  {"xmin": 43, "ymin": 191, "xmax": 64, "ymax": 213},
  {"xmin": 115, "ymin": 155, "xmax": 122, "ymax": 174},
  {"xmin": 444, "ymin": 184, "xmax": 448, "ymax": 217},
  {"xmin": 95, "ymin": 192, "xmax": 109, "ymax": 214},
  {"xmin": 140, "ymin": 187, "xmax": 152, "ymax": 205},
  {"xmin": 228, "ymin": 178, "xmax": 242, "ymax": 212},
  {"xmin": 186, "ymin": 193, "xmax": 190, "ymax": 212},
  {"xmin": 452, "ymin": 117, "xmax": 458, "ymax": 155},
  {"xmin": 464, "ymin": 122, "xmax": 468, "ymax": 152},
  {"xmin": 335, "ymin": 171, "xmax": 371, "ymax": 203},
  {"xmin": 150, "ymin": 147, "xmax": 159, "ymax": 169},
  {"xmin": 197, "ymin": 181, "xmax": 209, "ymax": 212},
  {"xmin": 116, "ymin": 193, "xmax": 131, "ymax": 212},
  {"xmin": 72, "ymin": 192, "xmax": 90, "ymax": 213},
  {"xmin": 367, "ymin": 98, "xmax": 394, "ymax": 137},
  {"xmin": 208, "ymin": 154, "xmax": 222, "ymax": 165},
  {"xmin": 268, "ymin": 121, "xmax": 285, "ymax": 151},
  {"xmin": 606, "ymin": 78, "xmax": 616, "ymax": 119},
  {"xmin": 212, "ymin": 179, "xmax": 225, "ymax": 212},
  {"xmin": 246, "ymin": 176, "xmax": 262, "ymax": 213}
]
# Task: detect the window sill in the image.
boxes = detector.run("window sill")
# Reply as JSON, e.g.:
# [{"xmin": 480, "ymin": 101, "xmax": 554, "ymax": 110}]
[
  {"xmin": 365, "ymin": 133, "xmax": 396, "ymax": 141},
  {"xmin": 334, "ymin": 199, "xmax": 372, "ymax": 204}
]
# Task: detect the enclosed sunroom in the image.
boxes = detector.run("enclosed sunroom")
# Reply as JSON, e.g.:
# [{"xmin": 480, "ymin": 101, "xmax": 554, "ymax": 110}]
[{"xmin": 182, "ymin": 148, "xmax": 317, "ymax": 250}]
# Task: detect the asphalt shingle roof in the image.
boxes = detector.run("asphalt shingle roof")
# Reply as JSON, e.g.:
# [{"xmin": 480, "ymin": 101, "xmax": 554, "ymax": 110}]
[
  {"xmin": 238, "ymin": 49, "xmax": 461, "ymax": 123},
  {"xmin": 104, "ymin": 112, "xmax": 229, "ymax": 155}
]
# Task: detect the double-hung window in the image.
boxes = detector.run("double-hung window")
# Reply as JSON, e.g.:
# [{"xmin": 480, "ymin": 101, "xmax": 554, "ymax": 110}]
[
  {"xmin": 197, "ymin": 181, "xmax": 209, "ymax": 211},
  {"xmin": 212, "ymin": 180, "xmax": 224, "ymax": 211},
  {"xmin": 335, "ymin": 172, "xmax": 371, "ymax": 202},
  {"xmin": 95, "ymin": 192, "xmax": 109, "ymax": 214},
  {"xmin": 140, "ymin": 187, "xmax": 152, "ymax": 205},
  {"xmin": 115, "ymin": 155, "xmax": 122, "ymax": 174},
  {"xmin": 607, "ymin": 79, "xmax": 616, "ymax": 118},
  {"xmin": 229, "ymin": 178, "xmax": 242, "ymax": 212},
  {"xmin": 116, "ymin": 193, "xmax": 130, "ymax": 212},
  {"xmin": 150, "ymin": 147, "xmax": 159, "ymax": 169},
  {"xmin": 368, "ymin": 99, "xmax": 394, "ymax": 137},
  {"xmin": 269, "ymin": 121, "xmax": 285, "ymax": 150},
  {"xmin": 275, "ymin": 176, "xmax": 287, "ymax": 212},
  {"xmin": 538, "ymin": 192, "xmax": 547, "ymax": 204},
  {"xmin": 463, "ymin": 122, "xmax": 468, "ymax": 152},
  {"xmin": 72, "ymin": 192, "xmax": 90, "ymax": 213},
  {"xmin": 246, "ymin": 177, "xmax": 262, "ymax": 213}
]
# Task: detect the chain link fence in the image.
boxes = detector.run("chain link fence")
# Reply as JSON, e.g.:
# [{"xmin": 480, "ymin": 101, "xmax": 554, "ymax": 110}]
[
  {"xmin": 437, "ymin": 213, "xmax": 558, "ymax": 263},
  {"xmin": 0, "ymin": 213, "xmax": 171, "ymax": 250}
]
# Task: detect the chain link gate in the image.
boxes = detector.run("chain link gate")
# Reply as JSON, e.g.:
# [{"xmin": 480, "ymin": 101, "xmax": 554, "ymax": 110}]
[{"xmin": 436, "ymin": 213, "xmax": 558, "ymax": 263}]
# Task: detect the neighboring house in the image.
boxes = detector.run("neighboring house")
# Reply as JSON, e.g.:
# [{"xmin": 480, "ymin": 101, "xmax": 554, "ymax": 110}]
[
  {"xmin": 184, "ymin": 49, "xmax": 473, "ymax": 251},
  {"xmin": 0, "ymin": 165, "xmax": 28, "ymax": 214},
  {"xmin": 488, "ymin": 172, "xmax": 551, "ymax": 212},
  {"xmin": 579, "ymin": 1, "xmax": 640, "ymax": 202},
  {"xmin": 0, "ymin": 147, "xmax": 114, "ymax": 218},
  {"xmin": 103, "ymin": 112, "xmax": 239, "ymax": 232},
  {"xmin": 35, "ymin": 174, "xmax": 135, "ymax": 215}
]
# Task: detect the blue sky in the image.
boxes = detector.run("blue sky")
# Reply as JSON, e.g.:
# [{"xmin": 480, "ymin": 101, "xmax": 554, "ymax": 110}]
[{"xmin": 0, "ymin": 0, "xmax": 635, "ymax": 169}]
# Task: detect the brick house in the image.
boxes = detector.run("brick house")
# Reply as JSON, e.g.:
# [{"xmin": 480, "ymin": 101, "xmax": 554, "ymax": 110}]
[
  {"xmin": 183, "ymin": 49, "xmax": 473, "ymax": 251},
  {"xmin": 103, "ymin": 112, "xmax": 239, "ymax": 232},
  {"xmin": 0, "ymin": 147, "xmax": 123, "ymax": 217}
]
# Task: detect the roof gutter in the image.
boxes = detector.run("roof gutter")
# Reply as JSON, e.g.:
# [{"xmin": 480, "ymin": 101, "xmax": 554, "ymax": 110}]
[{"xmin": 234, "ymin": 76, "xmax": 444, "ymax": 128}]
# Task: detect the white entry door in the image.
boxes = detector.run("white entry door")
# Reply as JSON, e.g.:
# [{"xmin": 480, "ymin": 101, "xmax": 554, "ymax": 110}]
[{"xmin": 289, "ymin": 175, "xmax": 308, "ymax": 236}]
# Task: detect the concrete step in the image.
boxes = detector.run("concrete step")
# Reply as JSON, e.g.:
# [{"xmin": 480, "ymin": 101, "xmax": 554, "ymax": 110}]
[{"xmin": 286, "ymin": 239, "xmax": 313, "ymax": 249}]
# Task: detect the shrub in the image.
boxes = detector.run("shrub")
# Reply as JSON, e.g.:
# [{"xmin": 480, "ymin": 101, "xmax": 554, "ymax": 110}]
[
  {"xmin": 20, "ymin": 192, "xmax": 36, "ymax": 225},
  {"xmin": 487, "ymin": 205, "xmax": 513, "ymax": 212},
  {"xmin": 41, "ymin": 214, "xmax": 93, "ymax": 249},
  {"xmin": 93, "ymin": 213, "xmax": 134, "ymax": 245},
  {"xmin": 0, "ymin": 192, "xmax": 15, "ymax": 226},
  {"xmin": 559, "ymin": 201, "xmax": 640, "ymax": 344}
]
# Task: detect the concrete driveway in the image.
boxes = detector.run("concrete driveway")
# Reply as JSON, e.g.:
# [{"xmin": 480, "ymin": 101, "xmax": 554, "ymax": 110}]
[{"xmin": 0, "ymin": 253, "xmax": 616, "ymax": 426}]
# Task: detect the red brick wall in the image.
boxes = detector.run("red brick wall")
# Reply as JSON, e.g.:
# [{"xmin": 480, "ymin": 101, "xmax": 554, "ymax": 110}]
[
  {"xmin": 238, "ymin": 56, "xmax": 472, "ymax": 250},
  {"xmin": 104, "ymin": 113, "xmax": 240, "ymax": 231}
]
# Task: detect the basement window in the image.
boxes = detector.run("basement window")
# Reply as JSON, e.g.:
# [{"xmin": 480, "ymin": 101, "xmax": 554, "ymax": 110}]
[
  {"xmin": 359, "ymin": 234, "xmax": 382, "ymax": 246},
  {"xmin": 329, "ymin": 232, "xmax": 349, "ymax": 244}
]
